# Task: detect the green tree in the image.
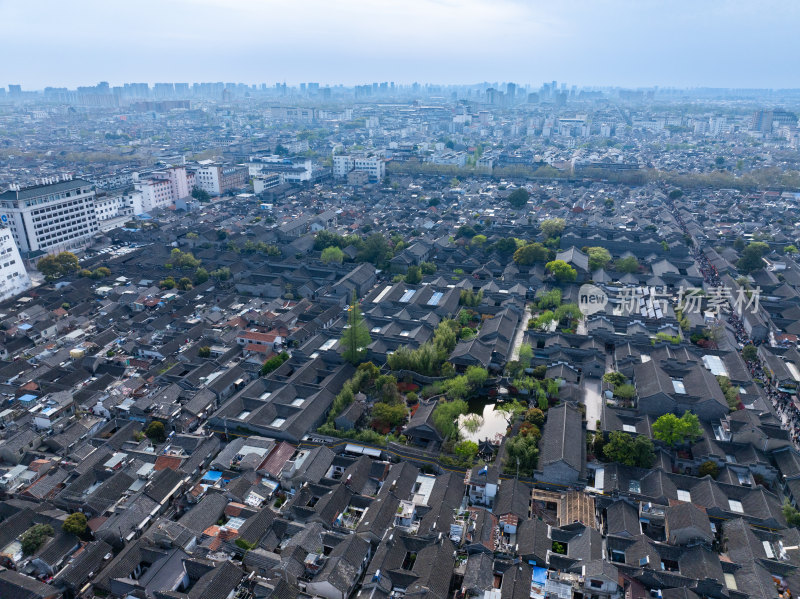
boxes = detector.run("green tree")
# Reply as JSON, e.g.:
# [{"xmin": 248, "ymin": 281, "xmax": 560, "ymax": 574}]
[
  {"xmin": 545, "ymin": 260, "xmax": 577, "ymax": 282},
  {"xmin": 357, "ymin": 233, "xmax": 392, "ymax": 267},
  {"xmin": 603, "ymin": 372, "xmax": 626, "ymax": 387},
  {"xmin": 505, "ymin": 434, "xmax": 539, "ymax": 477},
  {"xmin": 168, "ymin": 248, "xmax": 201, "ymax": 269},
  {"xmin": 783, "ymin": 500, "xmax": 800, "ymax": 527},
  {"xmin": 455, "ymin": 225, "xmax": 477, "ymax": 239},
  {"xmin": 465, "ymin": 366, "xmax": 489, "ymax": 387},
  {"xmin": 341, "ymin": 290, "xmax": 371, "ymax": 364},
  {"xmin": 615, "ymin": 256, "xmax": 639, "ymax": 273},
  {"xmin": 20, "ymin": 524, "xmax": 54, "ymax": 555},
  {"xmin": 784, "ymin": 245, "xmax": 799, "ymax": 256},
  {"xmin": 613, "ymin": 383, "xmax": 636, "ymax": 400},
  {"xmin": 738, "ymin": 241, "xmax": 770, "ymax": 273},
  {"xmin": 514, "ymin": 242, "xmax": 552, "ymax": 266},
  {"xmin": 668, "ymin": 189, "xmax": 683, "ymax": 200},
  {"xmin": 537, "ymin": 289, "xmax": 562, "ymax": 310},
  {"xmin": 159, "ymin": 277, "xmax": 176, "ymax": 289},
  {"xmin": 261, "ymin": 351, "xmax": 289, "ymax": 375},
  {"xmin": 37, "ymin": 251, "xmax": 80, "ymax": 280},
  {"xmin": 321, "ymin": 246, "xmax": 345, "ymax": 264},
  {"xmin": 442, "ymin": 376, "xmax": 470, "ymax": 400},
  {"xmin": 603, "ymin": 432, "xmax": 655, "ymax": 468},
  {"xmin": 56, "ymin": 251, "xmax": 79, "ymax": 274},
  {"xmin": 191, "ymin": 186, "xmax": 211, "ymax": 202},
  {"xmin": 37, "ymin": 255, "xmax": 62, "ymax": 280},
  {"xmin": 584, "ymin": 247, "xmax": 612, "ymax": 271},
  {"xmin": 62, "ymin": 512, "xmax": 88, "ymax": 536},
  {"xmin": 405, "ymin": 265, "xmax": 422, "ymax": 284},
  {"xmin": 432, "ymin": 399, "xmax": 469, "ymax": 439},
  {"xmin": 742, "ymin": 344, "xmax": 758, "ymax": 362},
  {"xmin": 540, "ymin": 218, "xmax": 566, "ymax": 239},
  {"xmin": 194, "ymin": 267, "xmax": 209, "ymax": 285},
  {"xmin": 372, "ymin": 402, "xmax": 407, "ymax": 428},
  {"xmin": 554, "ymin": 303, "xmax": 582, "ymax": 327},
  {"xmin": 459, "ymin": 289, "xmax": 484, "ymax": 307},
  {"xmin": 519, "ymin": 343, "xmax": 533, "ymax": 368},
  {"xmin": 420, "ymin": 262, "xmax": 436, "ymax": 275},
  {"xmin": 716, "ymin": 375, "xmax": 741, "ymax": 411},
  {"xmin": 652, "ymin": 411, "xmax": 703, "ymax": 446},
  {"xmin": 525, "ymin": 407, "xmax": 545, "ymax": 426},
  {"xmin": 198, "ymin": 346, "xmax": 211, "ymax": 358},
  {"xmin": 177, "ymin": 277, "xmax": 193, "ymax": 291},
  {"xmin": 698, "ymin": 460, "xmax": 719, "ymax": 479},
  {"xmin": 314, "ymin": 230, "xmax": 347, "ymax": 251},
  {"xmin": 492, "ymin": 238, "xmax": 521, "ymax": 255},
  {"xmin": 454, "ymin": 440, "xmax": 479, "ymax": 461},
  {"xmin": 145, "ymin": 421, "xmax": 167, "ymax": 443},
  {"xmin": 210, "ymin": 267, "xmax": 231, "ymax": 281},
  {"xmin": 507, "ymin": 188, "xmax": 530, "ymax": 209}
]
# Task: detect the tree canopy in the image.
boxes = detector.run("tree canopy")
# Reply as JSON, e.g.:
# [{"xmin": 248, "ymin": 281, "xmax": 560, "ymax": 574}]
[
  {"xmin": 37, "ymin": 251, "xmax": 79, "ymax": 280},
  {"xmin": 357, "ymin": 233, "xmax": 392, "ymax": 268},
  {"xmin": 545, "ymin": 260, "xmax": 577, "ymax": 282},
  {"xmin": 514, "ymin": 242, "xmax": 552, "ymax": 266},
  {"xmin": 341, "ymin": 291, "xmax": 371, "ymax": 364},
  {"xmin": 584, "ymin": 246, "xmax": 612, "ymax": 271},
  {"xmin": 405, "ymin": 265, "xmax": 422, "ymax": 284},
  {"xmin": 507, "ymin": 187, "xmax": 530, "ymax": 209},
  {"xmin": 145, "ymin": 421, "xmax": 166, "ymax": 443},
  {"xmin": 63, "ymin": 512, "xmax": 88, "ymax": 536},
  {"xmin": 603, "ymin": 432, "xmax": 655, "ymax": 468},
  {"xmin": 321, "ymin": 246, "xmax": 345, "ymax": 264},
  {"xmin": 615, "ymin": 256, "xmax": 640, "ymax": 273},
  {"xmin": 540, "ymin": 218, "xmax": 566, "ymax": 239},
  {"xmin": 652, "ymin": 411, "xmax": 703, "ymax": 446},
  {"xmin": 191, "ymin": 186, "xmax": 211, "ymax": 202},
  {"xmin": 20, "ymin": 524, "xmax": 53, "ymax": 555},
  {"xmin": 737, "ymin": 241, "xmax": 769, "ymax": 274}
]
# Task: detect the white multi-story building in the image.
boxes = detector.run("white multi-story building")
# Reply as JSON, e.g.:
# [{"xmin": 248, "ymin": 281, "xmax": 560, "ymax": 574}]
[
  {"xmin": 133, "ymin": 166, "xmax": 192, "ymax": 213},
  {"xmin": 333, "ymin": 154, "xmax": 385, "ymax": 181},
  {"xmin": 0, "ymin": 178, "xmax": 98, "ymax": 254},
  {"xmin": 94, "ymin": 189, "xmax": 137, "ymax": 230},
  {"xmin": 253, "ymin": 173, "xmax": 283, "ymax": 194},
  {"xmin": 192, "ymin": 163, "xmax": 249, "ymax": 195},
  {"xmin": 0, "ymin": 231, "xmax": 31, "ymax": 301}
]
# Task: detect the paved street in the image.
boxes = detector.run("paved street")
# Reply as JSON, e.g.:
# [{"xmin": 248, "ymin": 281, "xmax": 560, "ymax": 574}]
[
  {"xmin": 583, "ymin": 377, "xmax": 603, "ymax": 431},
  {"xmin": 510, "ymin": 303, "xmax": 532, "ymax": 362}
]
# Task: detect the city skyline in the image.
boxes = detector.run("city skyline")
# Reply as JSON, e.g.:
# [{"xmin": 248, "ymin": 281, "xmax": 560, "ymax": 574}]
[{"xmin": 3, "ymin": 0, "xmax": 800, "ymax": 89}]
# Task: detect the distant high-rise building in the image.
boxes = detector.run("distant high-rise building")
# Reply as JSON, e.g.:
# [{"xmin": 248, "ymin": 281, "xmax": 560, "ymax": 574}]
[
  {"xmin": 8, "ymin": 85, "xmax": 22, "ymax": 97},
  {"xmin": 506, "ymin": 82, "xmax": 517, "ymax": 104},
  {"xmin": 751, "ymin": 109, "xmax": 797, "ymax": 134}
]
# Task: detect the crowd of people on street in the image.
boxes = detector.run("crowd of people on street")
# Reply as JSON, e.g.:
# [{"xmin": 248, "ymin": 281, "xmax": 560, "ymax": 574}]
[{"xmin": 675, "ymin": 205, "xmax": 800, "ymax": 447}]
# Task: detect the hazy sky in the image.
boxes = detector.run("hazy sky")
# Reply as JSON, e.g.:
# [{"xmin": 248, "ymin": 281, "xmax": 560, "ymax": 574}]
[{"xmin": 2, "ymin": 0, "xmax": 799, "ymax": 89}]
